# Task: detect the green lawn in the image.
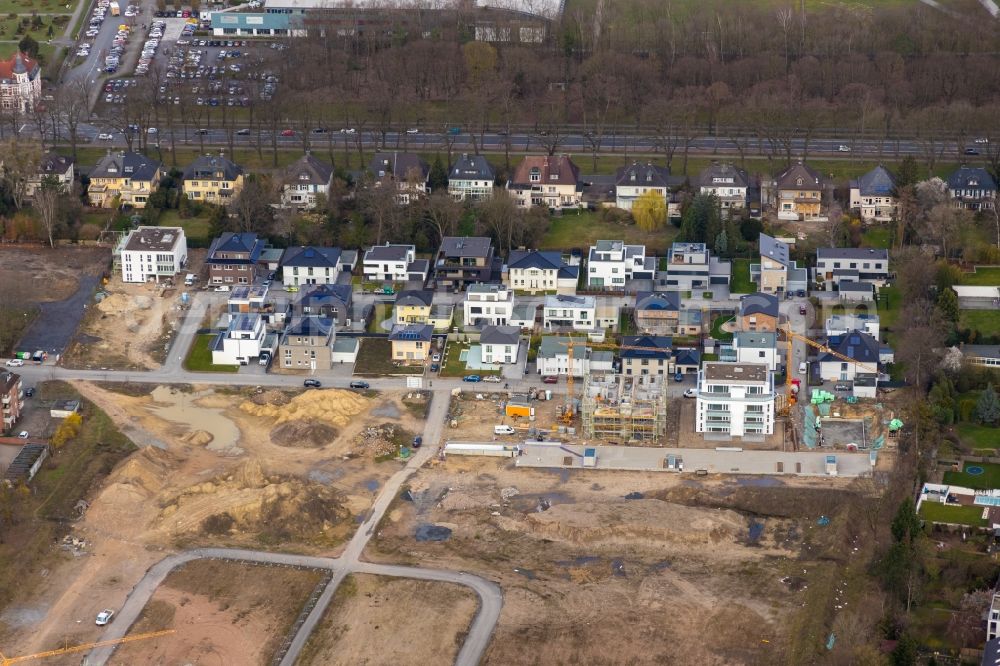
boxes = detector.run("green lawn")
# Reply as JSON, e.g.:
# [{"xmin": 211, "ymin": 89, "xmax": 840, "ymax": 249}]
[
  {"xmin": 353, "ymin": 337, "xmax": 424, "ymax": 376},
  {"xmin": 730, "ymin": 258, "xmax": 753, "ymax": 294},
  {"xmin": 957, "ymin": 422, "xmax": 1000, "ymax": 451},
  {"xmin": 960, "ymin": 266, "xmax": 1000, "ymax": 286},
  {"xmin": 960, "ymin": 309, "xmax": 1000, "ymax": 336},
  {"xmin": 876, "ymin": 285, "xmax": 901, "ymax": 330},
  {"xmin": 157, "ymin": 210, "xmax": 212, "ymax": 244},
  {"xmin": 710, "ymin": 314, "xmax": 734, "ymax": 342},
  {"xmin": 918, "ymin": 501, "xmax": 987, "ymax": 527},
  {"xmin": 439, "ymin": 340, "xmax": 501, "ymax": 378},
  {"xmin": 942, "ymin": 461, "xmax": 1000, "ymax": 491},
  {"xmin": 860, "ymin": 226, "xmax": 892, "ymax": 249},
  {"xmin": 540, "ymin": 211, "xmax": 676, "ymax": 254},
  {"xmin": 183, "ymin": 333, "xmax": 239, "ymax": 372}
]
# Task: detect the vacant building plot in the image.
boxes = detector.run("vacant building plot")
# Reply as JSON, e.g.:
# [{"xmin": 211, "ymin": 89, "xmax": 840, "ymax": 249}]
[
  {"xmin": 110, "ymin": 559, "xmax": 325, "ymax": 665},
  {"xmin": 296, "ymin": 574, "xmax": 477, "ymax": 666},
  {"xmin": 368, "ymin": 456, "xmax": 878, "ymax": 665}
]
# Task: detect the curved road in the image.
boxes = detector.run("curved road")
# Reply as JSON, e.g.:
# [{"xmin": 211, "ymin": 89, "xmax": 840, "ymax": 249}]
[{"xmin": 87, "ymin": 391, "xmax": 503, "ymax": 666}]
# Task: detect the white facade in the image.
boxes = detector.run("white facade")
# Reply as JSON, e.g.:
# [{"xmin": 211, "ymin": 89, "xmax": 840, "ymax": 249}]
[
  {"xmin": 696, "ymin": 363, "xmax": 775, "ymax": 438},
  {"xmin": 283, "ymin": 263, "xmax": 340, "ymax": 288},
  {"xmin": 733, "ymin": 336, "xmax": 779, "ymax": 371},
  {"xmin": 989, "ymin": 593, "xmax": 1000, "ymax": 641},
  {"xmin": 363, "ymin": 244, "xmax": 415, "ymax": 282},
  {"xmin": 464, "ymin": 284, "xmax": 514, "ymax": 326},
  {"xmin": 825, "ymin": 314, "xmax": 880, "ymax": 340},
  {"xmin": 849, "ymin": 187, "xmax": 897, "ymax": 222},
  {"xmin": 211, "ymin": 314, "xmax": 265, "ymax": 365},
  {"xmin": 543, "ymin": 294, "xmax": 595, "ymax": 331},
  {"xmin": 586, "ymin": 241, "xmax": 647, "ymax": 290},
  {"xmin": 616, "ymin": 184, "xmax": 667, "ymax": 211},
  {"xmin": 482, "ymin": 341, "xmax": 518, "ymax": 364},
  {"xmin": 120, "ymin": 227, "xmax": 187, "ymax": 283},
  {"xmin": 281, "ymin": 176, "xmax": 330, "ymax": 209},
  {"xmin": 537, "ymin": 351, "xmax": 588, "ymax": 377},
  {"xmin": 448, "ymin": 179, "xmax": 493, "ymax": 202}
]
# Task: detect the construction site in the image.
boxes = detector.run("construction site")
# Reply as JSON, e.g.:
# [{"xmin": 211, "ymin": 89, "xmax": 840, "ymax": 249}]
[{"xmin": 580, "ymin": 373, "xmax": 669, "ymax": 443}]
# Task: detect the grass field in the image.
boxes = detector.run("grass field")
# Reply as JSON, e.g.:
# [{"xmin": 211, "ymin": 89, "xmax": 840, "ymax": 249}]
[
  {"xmin": 439, "ymin": 340, "xmax": 500, "ymax": 378},
  {"xmin": 942, "ymin": 461, "xmax": 1000, "ymax": 491},
  {"xmin": 960, "ymin": 266, "xmax": 1000, "ymax": 286},
  {"xmin": 918, "ymin": 501, "xmax": 987, "ymax": 527},
  {"xmin": 710, "ymin": 314, "xmax": 734, "ymax": 342},
  {"xmin": 183, "ymin": 333, "xmax": 239, "ymax": 372},
  {"xmin": 960, "ymin": 309, "xmax": 1000, "ymax": 336},
  {"xmin": 860, "ymin": 226, "xmax": 892, "ymax": 249},
  {"xmin": 957, "ymin": 422, "xmax": 1000, "ymax": 451},
  {"xmin": 539, "ymin": 211, "xmax": 676, "ymax": 254},
  {"xmin": 730, "ymin": 258, "xmax": 753, "ymax": 294},
  {"xmin": 354, "ymin": 337, "xmax": 424, "ymax": 376},
  {"xmin": 157, "ymin": 210, "xmax": 213, "ymax": 244}
]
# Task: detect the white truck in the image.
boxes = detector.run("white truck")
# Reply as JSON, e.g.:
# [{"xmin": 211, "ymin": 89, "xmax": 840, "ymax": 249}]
[{"xmin": 110, "ymin": 1, "xmax": 120, "ymax": 15}]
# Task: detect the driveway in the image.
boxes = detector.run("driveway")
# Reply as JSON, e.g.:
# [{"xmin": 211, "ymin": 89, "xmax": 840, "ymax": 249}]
[{"xmin": 17, "ymin": 276, "xmax": 98, "ymax": 356}]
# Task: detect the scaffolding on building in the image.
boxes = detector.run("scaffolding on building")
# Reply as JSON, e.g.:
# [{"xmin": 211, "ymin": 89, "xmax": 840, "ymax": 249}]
[
  {"xmin": 580, "ymin": 373, "xmax": 668, "ymax": 443},
  {"xmin": 102, "ymin": 229, "xmax": 127, "ymax": 275}
]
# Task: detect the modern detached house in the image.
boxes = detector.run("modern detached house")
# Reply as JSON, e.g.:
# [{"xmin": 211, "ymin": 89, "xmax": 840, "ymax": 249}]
[
  {"xmin": 480, "ymin": 325, "xmax": 521, "ymax": 364},
  {"xmin": 946, "ymin": 166, "xmax": 997, "ymax": 211},
  {"xmin": 586, "ymin": 240, "xmax": 655, "ymax": 291},
  {"xmin": 752, "ymin": 233, "xmax": 807, "ymax": 295},
  {"xmin": 614, "ymin": 162, "xmax": 670, "ymax": 211},
  {"xmin": 815, "ymin": 247, "xmax": 890, "ymax": 291},
  {"xmin": 363, "ymin": 244, "xmax": 428, "ymax": 285},
  {"xmin": 206, "ymin": 232, "xmax": 264, "ymax": 285},
  {"xmin": 433, "ymin": 236, "xmax": 497, "ymax": 290},
  {"xmin": 507, "ymin": 155, "xmax": 582, "ymax": 210},
  {"xmin": 281, "ymin": 153, "xmax": 334, "ymax": 209},
  {"xmin": 698, "ymin": 162, "xmax": 749, "ymax": 215},
  {"xmin": 118, "ymin": 226, "xmax": 187, "ymax": 284},
  {"xmin": 663, "ymin": 242, "xmax": 731, "ymax": 291},
  {"xmin": 849, "ymin": 165, "xmax": 898, "ymax": 222},
  {"xmin": 368, "ymin": 152, "xmax": 430, "ymax": 204},
  {"xmin": 280, "ymin": 246, "xmax": 342, "ymax": 289},
  {"xmin": 448, "ymin": 154, "xmax": 495, "ymax": 202}
]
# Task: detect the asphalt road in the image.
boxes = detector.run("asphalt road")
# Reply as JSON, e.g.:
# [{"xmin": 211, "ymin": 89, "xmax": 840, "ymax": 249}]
[{"xmin": 17, "ymin": 275, "xmax": 98, "ymax": 356}]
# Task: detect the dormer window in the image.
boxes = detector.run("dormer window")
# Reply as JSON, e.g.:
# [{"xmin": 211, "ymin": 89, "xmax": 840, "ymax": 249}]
[
  {"xmin": 970, "ymin": 179, "xmax": 979, "ymax": 187},
  {"xmin": 630, "ymin": 172, "xmax": 636, "ymax": 182},
  {"xmin": 646, "ymin": 173, "xmax": 652, "ymax": 182},
  {"xmin": 298, "ymin": 173, "xmax": 309, "ymax": 181},
  {"xmin": 796, "ymin": 177, "xmax": 803, "ymax": 186},
  {"xmin": 529, "ymin": 167, "xmax": 540, "ymax": 182}
]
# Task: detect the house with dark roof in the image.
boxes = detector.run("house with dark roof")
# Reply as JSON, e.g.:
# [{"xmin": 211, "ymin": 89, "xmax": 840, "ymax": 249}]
[
  {"xmin": 300, "ymin": 284, "xmax": 352, "ymax": 327},
  {"xmin": 395, "ymin": 289, "xmax": 435, "ymax": 325},
  {"xmin": 278, "ymin": 316, "xmax": 336, "ymax": 370},
  {"xmin": 388, "ymin": 323, "xmax": 434, "ymax": 363},
  {"xmin": 614, "ymin": 162, "xmax": 670, "ymax": 211},
  {"xmin": 634, "ymin": 292, "xmax": 682, "ymax": 336},
  {"xmin": 182, "ymin": 154, "xmax": 245, "ymax": 204},
  {"xmin": 26, "ymin": 151, "xmax": 74, "ymax": 199},
  {"xmin": 673, "ymin": 348, "xmax": 701, "ymax": 375},
  {"xmin": 368, "ymin": 152, "xmax": 430, "ymax": 204},
  {"xmin": 119, "ymin": 226, "xmax": 187, "ymax": 283},
  {"xmin": 697, "ymin": 162, "xmax": 748, "ymax": 215},
  {"xmin": 362, "ymin": 244, "xmax": 429, "ymax": 284},
  {"xmin": 946, "ymin": 165, "xmax": 997, "ymax": 211},
  {"xmin": 87, "ymin": 151, "xmax": 162, "ymax": 208},
  {"xmin": 838, "ymin": 280, "xmax": 875, "ymax": 302},
  {"xmin": 281, "ymin": 153, "xmax": 334, "ymax": 210},
  {"xmin": 507, "ymin": 155, "xmax": 582, "ymax": 210},
  {"xmin": 480, "ymin": 325, "xmax": 521, "ymax": 364},
  {"xmin": 818, "ymin": 330, "xmax": 888, "ymax": 381},
  {"xmin": 959, "ymin": 344, "xmax": 1000, "ymax": 370},
  {"xmin": 816, "ymin": 247, "xmax": 889, "ymax": 290},
  {"xmin": 773, "ymin": 161, "xmax": 825, "ymax": 221},
  {"xmin": 0, "ymin": 52, "xmax": 40, "ymax": 113},
  {"xmin": 620, "ymin": 335, "xmax": 673, "ymax": 376},
  {"xmin": 730, "ymin": 331, "xmax": 778, "ymax": 370},
  {"xmin": 849, "ymin": 165, "xmax": 897, "ymax": 222},
  {"xmin": 434, "ymin": 236, "xmax": 498, "ymax": 290},
  {"xmin": 206, "ymin": 232, "xmax": 264, "ymax": 285},
  {"xmin": 738, "ymin": 292, "xmax": 780, "ymax": 332},
  {"xmin": 447, "ymin": 154, "xmax": 495, "ymax": 202},
  {"xmin": 752, "ymin": 233, "xmax": 807, "ymax": 295},
  {"xmin": 663, "ymin": 242, "xmax": 731, "ymax": 290},
  {"xmin": 281, "ymin": 246, "xmax": 342, "ymax": 288},
  {"xmin": 505, "ymin": 250, "xmax": 578, "ymax": 295}
]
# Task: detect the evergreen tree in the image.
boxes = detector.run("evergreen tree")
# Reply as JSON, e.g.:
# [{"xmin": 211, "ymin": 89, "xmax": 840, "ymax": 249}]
[
  {"xmin": 896, "ymin": 156, "xmax": 919, "ymax": 189},
  {"xmin": 935, "ymin": 287, "xmax": 960, "ymax": 323},
  {"xmin": 678, "ymin": 193, "xmax": 721, "ymax": 244},
  {"xmin": 890, "ymin": 497, "xmax": 921, "ymax": 546},
  {"xmin": 928, "ymin": 375, "xmax": 956, "ymax": 425},
  {"xmin": 428, "ymin": 155, "xmax": 448, "ymax": 192},
  {"xmin": 714, "ymin": 228, "xmax": 728, "ymax": 256},
  {"xmin": 976, "ymin": 384, "xmax": 1000, "ymax": 425},
  {"xmin": 17, "ymin": 35, "xmax": 38, "ymax": 58}
]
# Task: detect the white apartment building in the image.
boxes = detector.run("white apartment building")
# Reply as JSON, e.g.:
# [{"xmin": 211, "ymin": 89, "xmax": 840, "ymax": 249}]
[
  {"xmin": 732, "ymin": 332, "xmax": 779, "ymax": 371},
  {"xmin": 211, "ymin": 314, "xmax": 266, "ymax": 365},
  {"xmin": 463, "ymin": 283, "xmax": 514, "ymax": 327},
  {"xmin": 696, "ymin": 362, "xmax": 775, "ymax": 438},
  {"xmin": 543, "ymin": 294, "xmax": 595, "ymax": 331},
  {"xmin": 586, "ymin": 240, "xmax": 654, "ymax": 290},
  {"xmin": 362, "ymin": 244, "xmax": 416, "ymax": 282},
  {"xmin": 119, "ymin": 226, "xmax": 187, "ymax": 283}
]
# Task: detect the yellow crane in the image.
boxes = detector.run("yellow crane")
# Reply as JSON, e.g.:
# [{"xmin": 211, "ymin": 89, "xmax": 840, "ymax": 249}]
[
  {"xmin": 777, "ymin": 325, "xmax": 879, "ymax": 414},
  {"xmin": 1, "ymin": 629, "xmax": 175, "ymax": 665}
]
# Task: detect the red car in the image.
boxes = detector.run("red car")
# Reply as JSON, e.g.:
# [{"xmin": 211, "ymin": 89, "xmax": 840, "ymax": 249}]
[
  {"xmin": 280, "ymin": 129, "xmax": 295, "ymax": 137},
  {"xmin": 542, "ymin": 376, "xmax": 559, "ymax": 384}
]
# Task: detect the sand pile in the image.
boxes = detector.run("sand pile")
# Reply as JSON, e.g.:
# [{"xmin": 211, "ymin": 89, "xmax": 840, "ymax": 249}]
[
  {"xmin": 513, "ymin": 500, "xmax": 751, "ymax": 554},
  {"xmin": 239, "ymin": 389, "xmax": 370, "ymax": 427},
  {"xmin": 107, "ymin": 446, "xmax": 177, "ymax": 495},
  {"xmin": 86, "ymin": 447, "xmax": 180, "ymax": 535},
  {"xmin": 270, "ymin": 421, "xmax": 338, "ymax": 448},
  {"xmin": 180, "ymin": 430, "xmax": 214, "ymax": 447}
]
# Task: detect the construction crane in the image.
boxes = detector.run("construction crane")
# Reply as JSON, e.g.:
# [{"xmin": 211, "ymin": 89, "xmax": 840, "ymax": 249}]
[
  {"xmin": 777, "ymin": 325, "xmax": 879, "ymax": 414},
  {"xmin": 0, "ymin": 629, "xmax": 175, "ymax": 665}
]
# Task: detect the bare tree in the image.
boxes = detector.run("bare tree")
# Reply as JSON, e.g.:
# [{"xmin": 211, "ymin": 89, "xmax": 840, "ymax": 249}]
[
  {"xmin": 0, "ymin": 140, "xmax": 41, "ymax": 211},
  {"xmin": 33, "ymin": 176, "xmax": 62, "ymax": 248}
]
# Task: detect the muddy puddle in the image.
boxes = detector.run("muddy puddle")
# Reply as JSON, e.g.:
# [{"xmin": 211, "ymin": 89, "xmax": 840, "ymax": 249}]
[{"xmin": 146, "ymin": 386, "xmax": 242, "ymax": 454}]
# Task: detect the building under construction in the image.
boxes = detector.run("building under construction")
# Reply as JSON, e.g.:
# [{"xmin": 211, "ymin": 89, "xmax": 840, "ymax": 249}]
[{"xmin": 580, "ymin": 373, "xmax": 669, "ymax": 443}]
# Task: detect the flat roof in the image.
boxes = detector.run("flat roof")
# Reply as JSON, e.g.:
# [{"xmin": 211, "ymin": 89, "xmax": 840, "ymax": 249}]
[
  {"xmin": 703, "ymin": 362, "xmax": 769, "ymax": 383},
  {"xmin": 124, "ymin": 226, "xmax": 183, "ymax": 252}
]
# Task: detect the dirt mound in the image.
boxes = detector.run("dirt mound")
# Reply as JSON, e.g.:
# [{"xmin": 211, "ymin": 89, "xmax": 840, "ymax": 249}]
[
  {"xmin": 270, "ymin": 421, "xmax": 338, "ymax": 448},
  {"xmin": 239, "ymin": 389, "xmax": 369, "ymax": 427},
  {"xmin": 180, "ymin": 430, "xmax": 214, "ymax": 446},
  {"xmin": 514, "ymin": 500, "xmax": 753, "ymax": 556},
  {"xmin": 248, "ymin": 389, "xmax": 291, "ymax": 407},
  {"xmin": 351, "ymin": 423, "xmax": 406, "ymax": 458},
  {"xmin": 107, "ymin": 446, "xmax": 178, "ymax": 495}
]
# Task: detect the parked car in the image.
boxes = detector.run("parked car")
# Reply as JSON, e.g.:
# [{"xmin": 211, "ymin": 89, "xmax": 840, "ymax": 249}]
[
  {"xmin": 24, "ymin": 387, "xmax": 34, "ymax": 397},
  {"xmin": 541, "ymin": 376, "xmax": 558, "ymax": 384},
  {"xmin": 214, "ymin": 285, "xmax": 230, "ymax": 292},
  {"xmin": 17, "ymin": 431, "xmax": 28, "ymax": 439},
  {"xmin": 430, "ymin": 363, "xmax": 440, "ymax": 372},
  {"xmin": 412, "ymin": 436, "xmax": 423, "ymax": 448},
  {"xmin": 5, "ymin": 359, "xmax": 24, "ymax": 367},
  {"xmin": 483, "ymin": 375, "xmax": 502, "ymax": 383},
  {"xmin": 683, "ymin": 388, "xmax": 697, "ymax": 398},
  {"xmin": 349, "ymin": 381, "xmax": 370, "ymax": 389},
  {"xmin": 95, "ymin": 609, "xmax": 115, "ymax": 626},
  {"xmin": 834, "ymin": 383, "xmax": 851, "ymax": 391},
  {"xmin": 463, "ymin": 375, "xmax": 482, "ymax": 383},
  {"xmin": 964, "ymin": 147, "xmax": 980, "ymax": 155},
  {"xmin": 838, "ymin": 144, "xmax": 850, "ymax": 152},
  {"xmin": 303, "ymin": 379, "xmax": 322, "ymax": 388},
  {"xmin": 431, "ymin": 353, "xmax": 441, "ymax": 362},
  {"xmin": 280, "ymin": 129, "xmax": 295, "ymax": 137}
]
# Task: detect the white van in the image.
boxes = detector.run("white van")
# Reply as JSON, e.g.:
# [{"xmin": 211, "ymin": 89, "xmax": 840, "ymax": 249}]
[
  {"xmin": 798, "ymin": 362, "xmax": 808, "ymax": 375},
  {"xmin": 184, "ymin": 273, "xmax": 196, "ymax": 286},
  {"xmin": 494, "ymin": 425, "xmax": 516, "ymax": 435}
]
